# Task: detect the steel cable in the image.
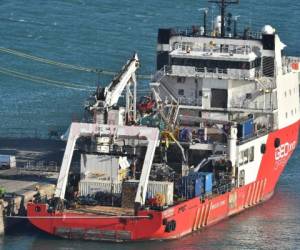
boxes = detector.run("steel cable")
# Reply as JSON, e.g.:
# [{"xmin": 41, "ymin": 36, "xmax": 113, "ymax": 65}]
[
  {"xmin": 0, "ymin": 65, "xmax": 150, "ymax": 93},
  {"xmin": 0, "ymin": 47, "xmax": 94, "ymax": 72},
  {"xmin": 0, "ymin": 66, "xmax": 93, "ymax": 91},
  {"xmin": 0, "ymin": 47, "xmax": 152, "ymax": 79}
]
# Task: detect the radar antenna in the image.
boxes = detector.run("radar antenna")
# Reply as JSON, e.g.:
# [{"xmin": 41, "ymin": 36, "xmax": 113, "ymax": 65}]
[{"xmin": 208, "ymin": 0, "xmax": 239, "ymax": 37}]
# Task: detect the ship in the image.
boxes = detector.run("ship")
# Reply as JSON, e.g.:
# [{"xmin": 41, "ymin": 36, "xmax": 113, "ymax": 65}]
[{"xmin": 27, "ymin": 0, "xmax": 300, "ymax": 241}]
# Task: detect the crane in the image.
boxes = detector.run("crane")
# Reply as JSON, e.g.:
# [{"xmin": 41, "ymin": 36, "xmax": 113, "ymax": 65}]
[{"xmin": 87, "ymin": 53, "xmax": 140, "ymax": 123}]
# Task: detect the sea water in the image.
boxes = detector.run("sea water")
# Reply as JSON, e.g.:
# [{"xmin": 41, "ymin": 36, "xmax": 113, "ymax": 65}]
[{"xmin": 0, "ymin": 0, "xmax": 300, "ymax": 249}]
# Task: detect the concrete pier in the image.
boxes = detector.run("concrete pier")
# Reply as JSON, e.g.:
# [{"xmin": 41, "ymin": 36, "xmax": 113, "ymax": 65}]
[
  {"xmin": 0, "ymin": 172, "xmax": 57, "ymax": 234},
  {"xmin": 0, "ymin": 137, "xmax": 68, "ymax": 234}
]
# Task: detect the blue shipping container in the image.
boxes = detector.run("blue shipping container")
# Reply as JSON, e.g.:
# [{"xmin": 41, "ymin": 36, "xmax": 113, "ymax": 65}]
[
  {"xmin": 194, "ymin": 178, "xmax": 203, "ymax": 197},
  {"xmin": 200, "ymin": 172, "xmax": 213, "ymax": 194},
  {"xmin": 187, "ymin": 172, "xmax": 213, "ymax": 195},
  {"xmin": 180, "ymin": 176, "xmax": 203, "ymax": 199},
  {"xmin": 238, "ymin": 118, "xmax": 254, "ymax": 139},
  {"xmin": 188, "ymin": 172, "xmax": 202, "ymax": 181}
]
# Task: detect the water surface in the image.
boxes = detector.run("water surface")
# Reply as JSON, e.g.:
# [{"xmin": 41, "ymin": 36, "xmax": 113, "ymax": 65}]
[{"xmin": 0, "ymin": 0, "xmax": 300, "ymax": 249}]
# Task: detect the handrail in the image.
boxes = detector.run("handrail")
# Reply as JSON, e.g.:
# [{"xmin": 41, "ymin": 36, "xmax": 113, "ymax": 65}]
[
  {"xmin": 173, "ymin": 43, "xmax": 254, "ymax": 56},
  {"xmin": 163, "ymin": 65, "xmax": 261, "ymax": 81},
  {"xmin": 169, "ymin": 26, "xmax": 262, "ymax": 40}
]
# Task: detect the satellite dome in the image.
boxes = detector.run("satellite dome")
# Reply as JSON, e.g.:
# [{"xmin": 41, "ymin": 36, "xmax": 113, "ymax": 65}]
[{"xmin": 262, "ymin": 25, "xmax": 275, "ymax": 35}]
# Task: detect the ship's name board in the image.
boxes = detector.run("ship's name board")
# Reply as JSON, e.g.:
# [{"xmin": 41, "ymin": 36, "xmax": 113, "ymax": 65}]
[{"xmin": 275, "ymin": 141, "xmax": 296, "ymax": 161}]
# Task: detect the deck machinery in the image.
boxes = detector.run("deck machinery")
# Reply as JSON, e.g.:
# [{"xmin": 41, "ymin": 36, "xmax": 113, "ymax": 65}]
[{"xmin": 28, "ymin": 0, "xmax": 300, "ymax": 242}]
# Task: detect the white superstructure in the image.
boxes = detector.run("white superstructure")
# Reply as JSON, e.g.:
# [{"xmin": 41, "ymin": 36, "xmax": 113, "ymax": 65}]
[{"xmin": 154, "ymin": 22, "xmax": 300, "ymax": 187}]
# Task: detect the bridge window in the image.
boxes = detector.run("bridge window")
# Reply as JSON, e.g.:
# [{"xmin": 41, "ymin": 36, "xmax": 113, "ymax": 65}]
[{"xmin": 171, "ymin": 57, "xmax": 260, "ymax": 70}]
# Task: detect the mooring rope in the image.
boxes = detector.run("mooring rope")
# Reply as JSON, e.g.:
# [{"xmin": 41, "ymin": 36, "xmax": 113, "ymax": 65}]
[
  {"xmin": 0, "ymin": 65, "xmax": 151, "ymax": 92},
  {"xmin": 0, "ymin": 47, "xmax": 94, "ymax": 72},
  {"xmin": 0, "ymin": 47, "xmax": 152, "ymax": 79},
  {"xmin": 0, "ymin": 66, "xmax": 93, "ymax": 91}
]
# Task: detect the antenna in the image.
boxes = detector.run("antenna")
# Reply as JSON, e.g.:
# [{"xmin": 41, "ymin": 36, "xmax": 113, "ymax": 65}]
[
  {"xmin": 199, "ymin": 8, "xmax": 209, "ymax": 35},
  {"xmin": 208, "ymin": 0, "xmax": 239, "ymax": 37},
  {"xmin": 233, "ymin": 15, "xmax": 240, "ymax": 37}
]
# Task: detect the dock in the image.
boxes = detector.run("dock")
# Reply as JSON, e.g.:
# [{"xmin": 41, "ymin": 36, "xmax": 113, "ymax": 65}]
[{"xmin": 0, "ymin": 137, "xmax": 71, "ymax": 234}]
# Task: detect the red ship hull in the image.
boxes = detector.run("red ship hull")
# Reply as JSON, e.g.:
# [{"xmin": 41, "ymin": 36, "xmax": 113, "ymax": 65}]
[{"xmin": 27, "ymin": 121, "xmax": 299, "ymax": 241}]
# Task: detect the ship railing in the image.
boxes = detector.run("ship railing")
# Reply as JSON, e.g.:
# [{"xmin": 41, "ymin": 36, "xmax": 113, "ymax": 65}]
[
  {"xmin": 170, "ymin": 26, "xmax": 262, "ymax": 40},
  {"xmin": 20, "ymin": 160, "xmax": 60, "ymax": 172},
  {"xmin": 195, "ymin": 67, "xmax": 261, "ymax": 80},
  {"xmin": 237, "ymin": 127, "xmax": 271, "ymax": 145},
  {"xmin": 213, "ymin": 182, "xmax": 234, "ymax": 195},
  {"xmin": 229, "ymin": 101, "xmax": 278, "ymax": 113},
  {"xmin": 18, "ymin": 160, "xmax": 80, "ymax": 173},
  {"xmin": 177, "ymin": 97, "xmax": 202, "ymax": 106},
  {"xmin": 173, "ymin": 43, "xmax": 254, "ymax": 56},
  {"xmin": 230, "ymin": 103, "xmax": 276, "ymax": 112},
  {"xmin": 230, "ymin": 90, "xmax": 278, "ymax": 112},
  {"xmin": 152, "ymin": 65, "xmax": 172, "ymax": 82},
  {"xmin": 155, "ymin": 65, "xmax": 260, "ymax": 81},
  {"xmin": 165, "ymin": 65, "xmax": 260, "ymax": 81}
]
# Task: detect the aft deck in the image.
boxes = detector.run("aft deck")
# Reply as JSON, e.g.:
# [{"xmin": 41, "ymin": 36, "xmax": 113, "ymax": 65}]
[{"xmin": 67, "ymin": 205, "xmax": 134, "ymax": 216}]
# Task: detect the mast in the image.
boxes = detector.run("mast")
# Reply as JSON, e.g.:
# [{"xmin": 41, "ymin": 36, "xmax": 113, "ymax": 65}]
[
  {"xmin": 208, "ymin": 0, "xmax": 239, "ymax": 37},
  {"xmin": 203, "ymin": 8, "xmax": 208, "ymax": 36}
]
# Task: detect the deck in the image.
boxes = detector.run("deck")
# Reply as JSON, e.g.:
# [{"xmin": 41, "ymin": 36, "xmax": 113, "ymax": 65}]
[{"xmin": 68, "ymin": 205, "xmax": 134, "ymax": 216}]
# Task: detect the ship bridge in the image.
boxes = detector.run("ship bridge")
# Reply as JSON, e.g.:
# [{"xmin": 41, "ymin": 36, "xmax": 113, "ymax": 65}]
[
  {"xmin": 151, "ymin": 23, "xmax": 285, "ymax": 136},
  {"xmin": 168, "ymin": 41, "xmax": 261, "ymax": 80},
  {"xmin": 152, "ymin": 0, "xmax": 300, "ymax": 133}
]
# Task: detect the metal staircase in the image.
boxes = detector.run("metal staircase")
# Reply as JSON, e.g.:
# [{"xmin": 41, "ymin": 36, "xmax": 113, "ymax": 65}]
[{"xmin": 255, "ymin": 77, "xmax": 276, "ymax": 91}]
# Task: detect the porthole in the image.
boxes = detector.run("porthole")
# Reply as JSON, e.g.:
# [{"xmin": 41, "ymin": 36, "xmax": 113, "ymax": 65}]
[
  {"xmin": 274, "ymin": 138, "xmax": 281, "ymax": 148},
  {"xmin": 261, "ymin": 144, "xmax": 267, "ymax": 154}
]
